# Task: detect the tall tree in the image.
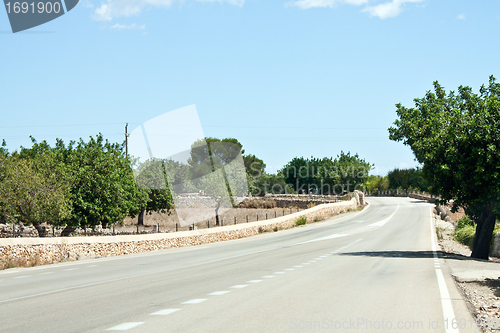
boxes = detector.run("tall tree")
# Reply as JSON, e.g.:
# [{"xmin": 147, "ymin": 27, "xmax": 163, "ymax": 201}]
[
  {"xmin": 133, "ymin": 158, "xmax": 173, "ymax": 225},
  {"xmin": 0, "ymin": 154, "xmax": 72, "ymax": 236},
  {"xmin": 389, "ymin": 76, "xmax": 500, "ymax": 259}
]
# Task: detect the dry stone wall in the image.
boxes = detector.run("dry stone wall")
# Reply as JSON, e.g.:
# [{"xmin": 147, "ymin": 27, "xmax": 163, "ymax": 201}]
[{"xmin": 0, "ymin": 198, "xmax": 360, "ymax": 269}]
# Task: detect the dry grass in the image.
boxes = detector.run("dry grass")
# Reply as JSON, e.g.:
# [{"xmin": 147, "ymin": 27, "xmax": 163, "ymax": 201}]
[{"xmin": 119, "ymin": 207, "xmax": 304, "ymax": 233}]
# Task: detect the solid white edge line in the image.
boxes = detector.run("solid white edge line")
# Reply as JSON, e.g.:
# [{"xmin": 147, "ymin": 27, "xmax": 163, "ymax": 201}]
[{"xmin": 430, "ymin": 207, "xmax": 460, "ymax": 333}]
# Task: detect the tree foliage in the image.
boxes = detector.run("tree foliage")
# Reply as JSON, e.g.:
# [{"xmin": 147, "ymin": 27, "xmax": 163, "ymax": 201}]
[
  {"xmin": 387, "ymin": 168, "xmax": 429, "ymax": 191},
  {"xmin": 280, "ymin": 152, "xmax": 372, "ymax": 195},
  {"xmin": 389, "ymin": 76, "xmax": 500, "ymax": 259}
]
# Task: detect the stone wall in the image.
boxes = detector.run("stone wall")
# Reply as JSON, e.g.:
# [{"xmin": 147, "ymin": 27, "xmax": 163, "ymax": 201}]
[{"xmin": 0, "ymin": 198, "xmax": 360, "ymax": 269}]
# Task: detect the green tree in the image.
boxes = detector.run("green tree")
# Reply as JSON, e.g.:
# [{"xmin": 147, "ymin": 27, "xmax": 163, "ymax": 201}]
[
  {"xmin": 387, "ymin": 168, "xmax": 429, "ymax": 192},
  {"xmin": 389, "ymin": 76, "xmax": 500, "ymax": 259},
  {"xmin": 0, "ymin": 154, "xmax": 72, "ymax": 236},
  {"xmin": 133, "ymin": 158, "xmax": 173, "ymax": 225},
  {"xmin": 63, "ymin": 134, "xmax": 147, "ymax": 232}
]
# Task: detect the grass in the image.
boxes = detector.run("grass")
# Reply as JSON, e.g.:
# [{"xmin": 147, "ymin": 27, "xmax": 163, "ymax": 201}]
[
  {"xmin": 453, "ymin": 215, "xmax": 500, "ymax": 250},
  {"xmin": 295, "ymin": 216, "xmax": 307, "ymax": 226}
]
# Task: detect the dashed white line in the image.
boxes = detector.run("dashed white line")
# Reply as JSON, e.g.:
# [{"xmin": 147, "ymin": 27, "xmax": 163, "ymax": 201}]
[
  {"xmin": 273, "ymin": 272, "xmax": 285, "ymax": 275},
  {"xmin": 302, "ymin": 263, "xmax": 311, "ymax": 265},
  {"xmin": 261, "ymin": 275, "xmax": 275, "ymax": 278},
  {"xmin": 308, "ymin": 260, "xmax": 316, "ymax": 263},
  {"xmin": 63, "ymin": 268, "xmax": 78, "ymax": 271},
  {"xmin": 105, "ymin": 322, "xmax": 144, "ymax": 331},
  {"xmin": 247, "ymin": 280, "xmax": 262, "ymax": 283},
  {"xmin": 320, "ymin": 255, "xmax": 329, "ymax": 258},
  {"xmin": 13, "ymin": 275, "xmax": 29, "ymax": 279},
  {"xmin": 150, "ymin": 309, "xmax": 180, "ymax": 316},
  {"xmin": 182, "ymin": 299, "xmax": 207, "ymax": 304},
  {"xmin": 294, "ymin": 265, "xmax": 303, "ymax": 268},
  {"xmin": 284, "ymin": 268, "xmax": 295, "ymax": 271},
  {"xmin": 208, "ymin": 291, "xmax": 230, "ymax": 295},
  {"xmin": 230, "ymin": 285, "xmax": 248, "ymax": 289},
  {"xmin": 38, "ymin": 272, "xmax": 53, "ymax": 275},
  {"xmin": 87, "ymin": 265, "xmax": 98, "ymax": 267}
]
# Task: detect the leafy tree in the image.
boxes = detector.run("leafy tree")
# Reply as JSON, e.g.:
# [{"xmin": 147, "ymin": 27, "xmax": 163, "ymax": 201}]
[
  {"xmin": 133, "ymin": 158, "xmax": 173, "ymax": 225},
  {"xmin": 244, "ymin": 154, "xmax": 266, "ymax": 177},
  {"xmin": 182, "ymin": 137, "xmax": 247, "ymax": 226},
  {"xmin": 389, "ymin": 76, "xmax": 500, "ymax": 259},
  {"xmin": 363, "ymin": 175, "xmax": 389, "ymax": 193},
  {"xmin": 280, "ymin": 152, "xmax": 372, "ymax": 195},
  {"xmin": 387, "ymin": 168, "xmax": 429, "ymax": 192},
  {"xmin": 0, "ymin": 154, "xmax": 72, "ymax": 236},
  {"xmin": 63, "ymin": 134, "xmax": 147, "ymax": 231}
]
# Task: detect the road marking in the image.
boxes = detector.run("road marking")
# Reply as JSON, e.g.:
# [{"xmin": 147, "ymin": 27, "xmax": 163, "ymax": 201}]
[
  {"xmin": 106, "ymin": 322, "xmax": 144, "ymax": 331},
  {"xmin": 261, "ymin": 275, "xmax": 275, "ymax": 278},
  {"xmin": 294, "ymin": 265, "xmax": 303, "ymax": 268},
  {"xmin": 87, "ymin": 265, "xmax": 98, "ymax": 267},
  {"xmin": 273, "ymin": 272, "xmax": 285, "ymax": 275},
  {"xmin": 38, "ymin": 272, "xmax": 53, "ymax": 275},
  {"xmin": 230, "ymin": 285, "xmax": 248, "ymax": 289},
  {"xmin": 284, "ymin": 268, "xmax": 295, "ymax": 271},
  {"xmin": 308, "ymin": 260, "xmax": 316, "ymax": 263},
  {"xmin": 208, "ymin": 291, "xmax": 230, "ymax": 295},
  {"xmin": 182, "ymin": 299, "xmax": 207, "ymax": 304},
  {"xmin": 320, "ymin": 255, "xmax": 329, "ymax": 258},
  {"xmin": 247, "ymin": 280, "xmax": 262, "ymax": 283},
  {"xmin": 302, "ymin": 263, "xmax": 311, "ymax": 265},
  {"xmin": 13, "ymin": 275, "xmax": 29, "ymax": 279},
  {"xmin": 63, "ymin": 268, "xmax": 78, "ymax": 271},
  {"xmin": 430, "ymin": 208, "xmax": 459, "ymax": 333},
  {"xmin": 150, "ymin": 309, "xmax": 180, "ymax": 316}
]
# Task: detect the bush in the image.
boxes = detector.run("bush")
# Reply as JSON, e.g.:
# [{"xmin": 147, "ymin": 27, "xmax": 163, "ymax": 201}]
[
  {"xmin": 295, "ymin": 216, "xmax": 307, "ymax": 226},
  {"xmin": 454, "ymin": 225, "xmax": 475, "ymax": 248},
  {"xmin": 457, "ymin": 215, "xmax": 474, "ymax": 230}
]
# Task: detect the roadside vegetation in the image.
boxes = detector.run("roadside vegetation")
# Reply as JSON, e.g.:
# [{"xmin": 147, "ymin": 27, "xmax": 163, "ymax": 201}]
[
  {"xmin": 0, "ymin": 134, "xmax": 372, "ymax": 237},
  {"xmin": 389, "ymin": 76, "xmax": 500, "ymax": 259}
]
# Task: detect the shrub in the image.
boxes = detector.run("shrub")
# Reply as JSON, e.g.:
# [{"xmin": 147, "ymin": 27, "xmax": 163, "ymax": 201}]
[
  {"xmin": 456, "ymin": 215, "xmax": 474, "ymax": 230},
  {"xmin": 295, "ymin": 216, "xmax": 307, "ymax": 226},
  {"xmin": 454, "ymin": 225, "xmax": 475, "ymax": 249}
]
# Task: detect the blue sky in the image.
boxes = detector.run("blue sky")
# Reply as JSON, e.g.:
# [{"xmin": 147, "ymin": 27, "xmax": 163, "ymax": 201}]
[{"xmin": 1, "ymin": 0, "xmax": 499, "ymax": 175}]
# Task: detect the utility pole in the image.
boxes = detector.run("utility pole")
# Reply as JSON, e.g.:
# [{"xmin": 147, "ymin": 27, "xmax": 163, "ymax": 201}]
[{"xmin": 125, "ymin": 123, "xmax": 129, "ymax": 157}]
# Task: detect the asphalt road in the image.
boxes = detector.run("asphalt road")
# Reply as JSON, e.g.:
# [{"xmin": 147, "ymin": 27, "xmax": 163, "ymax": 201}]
[{"xmin": 0, "ymin": 197, "xmax": 480, "ymax": 332}]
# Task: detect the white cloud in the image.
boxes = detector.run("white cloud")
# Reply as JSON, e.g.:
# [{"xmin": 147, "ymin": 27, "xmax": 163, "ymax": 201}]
[
  {"xmin": 288, "ymin": 0, "xmax": 367, "ymax": 9},
  {"xmin": 362, "ymin": 0, "xmax": 424, "ymax": 19},
  {"xmin": 93, "ymin": 0, "xmax": 244, "ymax": 21},
  {"xmin": 456, "ymin": 13, "xmax": 466, "ymax": 20},
  {"xmin": 110, "ymin": 23, "xmax": 146, "ymax": 29}
]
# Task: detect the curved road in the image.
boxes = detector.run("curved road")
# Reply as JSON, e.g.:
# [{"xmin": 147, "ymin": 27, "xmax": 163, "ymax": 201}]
[{"xmin": 0, "ymin": 197, "xmax": 480, "ymax": 332}]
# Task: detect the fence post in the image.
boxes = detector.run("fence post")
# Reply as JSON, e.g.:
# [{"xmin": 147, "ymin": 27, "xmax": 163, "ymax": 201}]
[
  {"xmin": 176, "ymin": 223, "xmax": 178, "ymax": 232},
  {"xmin": 234, "ymin": 217, "xmax": 236, "ymax": 225},
  {"xmin": 113, "ymin": 224, "xmax": 115, "ymax": 235},
  {"xmin": 192, "ymin": 223, "xmax": 195, "ymax": 230},
  {"xmin": 157, "ymin": 223, "xmax": 160, "ymax": 233},
  {"xmin": 136, "ymin": 225, "xmax": 139, "ymax": 234},
  {"xmin": 275, "ymin": 211, "xmax": 277, "ymax": 218},
  {"xmin": 246, "ymin": 215, "xmax": 248, "ymax": 223},
  {"xmin": 257, "ymin": 215, "xmax": 258, "ymax": 221},
  {"xmin": 208, "ymin": 221, "xmax": 210, "ymax": 228},
  {"xmin": 266, "ymin": 213, "xmax": 268, "ymax": 220}
]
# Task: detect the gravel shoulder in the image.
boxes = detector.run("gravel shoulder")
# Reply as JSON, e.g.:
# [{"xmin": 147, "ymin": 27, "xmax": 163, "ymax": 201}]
[{"xmin": 435, "ymin": 213, "xmax": 500, "ymax": 332}]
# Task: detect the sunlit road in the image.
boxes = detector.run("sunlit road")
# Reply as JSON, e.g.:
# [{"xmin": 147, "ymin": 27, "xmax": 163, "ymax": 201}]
[{"xmin": 0, "ymin": 197, "xmax": 479, "ymax": 332}]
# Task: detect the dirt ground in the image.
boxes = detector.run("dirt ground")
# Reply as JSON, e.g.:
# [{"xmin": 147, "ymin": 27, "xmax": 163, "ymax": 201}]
[
  {"xmin": 436, "ymin": 215, "xmax": 500, "ymax": 332},
  {"xmin": 117, "ymin": 207, "xmax": 304, "ymax": 233}
]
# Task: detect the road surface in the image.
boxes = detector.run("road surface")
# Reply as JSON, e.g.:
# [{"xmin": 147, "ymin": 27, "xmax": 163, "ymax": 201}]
[{"xmin": 0, "ymin": 197, "xmax": 480, "ymax": 332}]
